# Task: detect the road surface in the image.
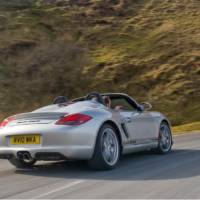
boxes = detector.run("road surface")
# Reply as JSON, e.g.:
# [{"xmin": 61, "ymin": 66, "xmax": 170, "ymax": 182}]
[{"xmin": 0, "ymin": 132, "xmax": 200, "ymax": 199}]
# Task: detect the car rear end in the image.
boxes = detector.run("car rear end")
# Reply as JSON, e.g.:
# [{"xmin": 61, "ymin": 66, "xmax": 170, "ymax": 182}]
[{"xmin": 0, "ymin": 112, "xmax": 100, "ymax": 162}]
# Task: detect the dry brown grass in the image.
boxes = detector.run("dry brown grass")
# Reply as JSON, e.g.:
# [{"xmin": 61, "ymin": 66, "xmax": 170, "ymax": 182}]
[
  {"xmin": 0, "ymin": 0, "xmax": 199, "ymax": 126},
  {"xmin": 172, "ymin": 121, "xmax": 200, "ymax": 134}
]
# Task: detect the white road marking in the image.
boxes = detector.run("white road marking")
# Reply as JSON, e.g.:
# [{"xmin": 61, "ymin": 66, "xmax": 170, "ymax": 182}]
[{"xmin": 32, "ymin": 180, "xmax": 84, "ymax": 199}]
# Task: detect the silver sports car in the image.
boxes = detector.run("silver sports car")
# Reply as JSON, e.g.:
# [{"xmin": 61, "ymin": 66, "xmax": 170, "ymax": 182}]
[{"xmin": 0, "ymin": 92, "xmax": 173, "ymax": 170}]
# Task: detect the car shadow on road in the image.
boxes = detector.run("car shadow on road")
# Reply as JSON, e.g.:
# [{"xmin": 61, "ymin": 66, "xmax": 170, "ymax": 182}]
[{"xmin": 15, "ymin": 149, "xmax": 200, "ymax": 181}]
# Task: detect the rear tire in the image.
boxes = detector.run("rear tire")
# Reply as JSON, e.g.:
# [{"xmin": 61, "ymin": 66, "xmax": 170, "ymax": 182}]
[
  {"xmin": 156, "ymin": 122, "xmax": 172, "ymax": 154},
  {"xmin": 8, "ymin": 157, "xmax": 36, "ymax": 169},
  {"xmin": 88, "ymin": 124, "xmax": 121, "ymax": 170}
]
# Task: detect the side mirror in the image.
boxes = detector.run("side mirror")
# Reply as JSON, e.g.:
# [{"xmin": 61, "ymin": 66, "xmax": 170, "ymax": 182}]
[
  {"xmin": 53, "ymin": 96, "xmax": 68, "ymax": 104},
  {"xmin": 140, "ymin": 102, "xmax": 152, "ymax": 111}
]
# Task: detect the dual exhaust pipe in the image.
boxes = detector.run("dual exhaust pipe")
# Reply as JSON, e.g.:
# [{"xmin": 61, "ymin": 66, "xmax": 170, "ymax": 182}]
[{"xmin": 17, "ymin": 151, "xmax": 33, "ymax": 161}]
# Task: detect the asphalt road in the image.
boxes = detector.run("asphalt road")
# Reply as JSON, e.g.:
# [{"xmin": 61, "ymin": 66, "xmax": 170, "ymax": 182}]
[{"xmin": 0, "ymin": 132, "xmax": 200, "ymax": 199}]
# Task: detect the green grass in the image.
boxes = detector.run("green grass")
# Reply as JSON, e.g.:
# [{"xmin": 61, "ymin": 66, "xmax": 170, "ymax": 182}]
[
  {"xmin": 0, "ymin": 0, "xmax": 199, "ymax": 126},
  {"xmin": 172, "ymin": 121, "xmax": 200, "ymax": 134}
]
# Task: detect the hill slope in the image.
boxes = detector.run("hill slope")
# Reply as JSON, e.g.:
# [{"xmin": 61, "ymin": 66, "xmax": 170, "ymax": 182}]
[{"xmin": 0, "ymin": 0, "xmax": 199, "ymax": 125}]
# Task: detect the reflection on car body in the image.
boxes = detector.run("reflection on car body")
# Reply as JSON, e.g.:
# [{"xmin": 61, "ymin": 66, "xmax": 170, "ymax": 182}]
[{"xmin": 0, "ymin": 92, "xmax": 173, "ymax": 170}]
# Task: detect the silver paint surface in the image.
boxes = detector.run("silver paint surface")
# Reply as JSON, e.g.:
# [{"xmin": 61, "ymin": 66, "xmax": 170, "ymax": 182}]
[{"xmin": 0, "ymin": 94, "xmax": 170, "ymax": 160}]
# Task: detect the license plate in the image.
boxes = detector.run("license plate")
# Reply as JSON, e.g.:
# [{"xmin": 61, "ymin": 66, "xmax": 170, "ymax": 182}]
[{"xmin": 10, "ymin": 135, "xmax": 40, "ymax": 145}]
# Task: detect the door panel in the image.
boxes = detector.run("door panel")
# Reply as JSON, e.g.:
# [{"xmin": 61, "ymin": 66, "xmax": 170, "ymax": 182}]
[
  {"xmin": 121, "ymin": 111, "xmax": 158, "ymax": 144},
  {"xmin": 109, "ymin": 95, "xmax": 158, "ymax": 144},
  {"xmin": 130, "ymin": 111, "xmax": 158, "ymax": 143}
]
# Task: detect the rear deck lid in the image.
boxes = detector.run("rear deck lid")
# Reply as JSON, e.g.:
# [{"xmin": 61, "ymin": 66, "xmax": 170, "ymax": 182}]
[{"xmin": 8, "ymin": 112, "xmax": 67, "ymax": 126}]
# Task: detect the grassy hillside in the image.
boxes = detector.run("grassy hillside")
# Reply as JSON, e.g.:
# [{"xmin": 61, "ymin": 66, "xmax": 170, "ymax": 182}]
[
  {"xmin": 173, "ymin": 121, "xmax": 200, "ymax": 133},
  {"xmin": 0, "ymin": 0, "xmax": 199, "ymax": 126}
]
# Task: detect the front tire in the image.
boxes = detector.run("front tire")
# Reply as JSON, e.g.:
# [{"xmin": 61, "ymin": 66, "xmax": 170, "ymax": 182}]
[
  {"xmin": 156, "ymin": 122, "xmax": 172, "ymax": 154},
  {"xmin": 88, "ymin": 124, "xmax": 121, "ymax": 170},
  {"xmin": 8, "ymin": 157, "xmax": 36, "ymax": 169}
]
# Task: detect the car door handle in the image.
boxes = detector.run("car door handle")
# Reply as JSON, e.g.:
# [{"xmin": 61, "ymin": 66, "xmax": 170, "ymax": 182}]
[{"xmin": 125, "ymin": 117, "xmax": 132, "ymax": 123}]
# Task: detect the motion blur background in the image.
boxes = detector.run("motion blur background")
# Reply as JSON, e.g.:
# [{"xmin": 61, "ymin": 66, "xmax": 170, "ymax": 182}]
[{"xmin": 0, "ymin": 0, "xmax": 199, "ymax": 130}]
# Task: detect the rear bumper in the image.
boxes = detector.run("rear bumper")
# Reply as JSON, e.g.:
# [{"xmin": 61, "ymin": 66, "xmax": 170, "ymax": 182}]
[
  {"xmin": 0, "ymin": 145, "xmax": 93, "ymax": 160},
  {"xmin": 0, "ymin": 120, "xmax": 102, "ymax": 160}
]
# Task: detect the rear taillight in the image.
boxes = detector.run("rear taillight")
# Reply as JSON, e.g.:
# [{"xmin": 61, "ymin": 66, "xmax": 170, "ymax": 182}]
[
  {"xmin": 55, "ymin": 113, "xmax": 92, "ymax": 126},
  {"xmin": 0, "ymin": 117, "xmax": 14, "ymax": 128}
]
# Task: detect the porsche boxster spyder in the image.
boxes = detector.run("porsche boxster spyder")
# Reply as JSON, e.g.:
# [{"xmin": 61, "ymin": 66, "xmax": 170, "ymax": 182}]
[{"xmin": 0, "ymin": 92, "xmax": 173, "ymax": 170}]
